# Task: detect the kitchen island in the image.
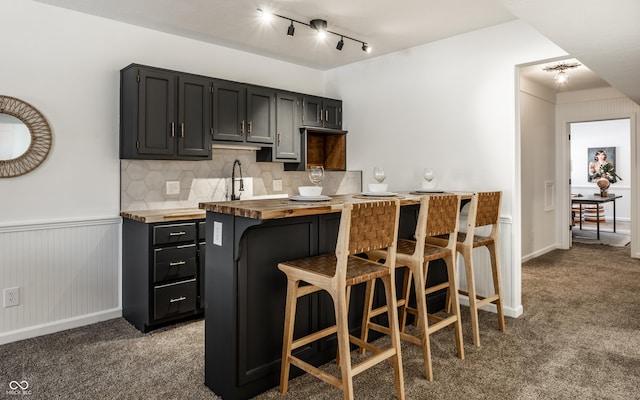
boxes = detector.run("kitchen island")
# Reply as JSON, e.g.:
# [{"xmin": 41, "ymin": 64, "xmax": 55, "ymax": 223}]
[{"xmin": 199, "ymin": 193, "xmax": 454, "ymax": 399}]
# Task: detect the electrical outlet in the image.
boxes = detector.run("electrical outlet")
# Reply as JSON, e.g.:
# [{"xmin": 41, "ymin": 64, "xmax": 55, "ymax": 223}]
[
  {"xmin": 4, "ymin": 287, "xmax": 20, "ymax": 308},
  {"xmin": 166, "ymin": 181, "xmax": 180, "ymax": 195},
  {"xmin": 273, "ymin": 179, "xmax": 283, "ymax": 191}
]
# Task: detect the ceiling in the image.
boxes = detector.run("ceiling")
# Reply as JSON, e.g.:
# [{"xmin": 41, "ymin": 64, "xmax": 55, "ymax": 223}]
[{"xmin": 35, "ymin": 0, "xmax": 640, "ymax": 103}]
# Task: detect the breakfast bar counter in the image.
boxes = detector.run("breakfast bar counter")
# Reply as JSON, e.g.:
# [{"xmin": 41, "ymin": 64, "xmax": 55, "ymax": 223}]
[{"xmin": 198, "ymin": 193, "xmax": 459, "ymax": 399}]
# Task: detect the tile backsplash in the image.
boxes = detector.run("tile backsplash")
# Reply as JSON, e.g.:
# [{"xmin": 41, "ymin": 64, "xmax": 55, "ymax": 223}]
[{"xmin": 120, "ymin": 149, "xmax": 362, "ymax": 211}]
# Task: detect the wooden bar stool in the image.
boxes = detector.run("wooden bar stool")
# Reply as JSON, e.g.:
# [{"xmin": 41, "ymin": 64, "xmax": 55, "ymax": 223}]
[
  {"xmin": 361, "ymin": 194, "xmax": 464, "ymax": 382},
  {"xmin": 278, "ymin": 200, "xmax": 405, "ymax": 400},
  {"xmin": 456, "ymin": 191, "xmax": 505, "ymax": 347}
]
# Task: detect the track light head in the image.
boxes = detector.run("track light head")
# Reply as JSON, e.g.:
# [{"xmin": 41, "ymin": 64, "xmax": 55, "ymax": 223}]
[
  {"xmin": 362, "ymin": 43, "xmax": 371, "ymax": 53},
  {"xmin": 336, "ymin": 37, "xmax": 344, "ymax": 50},
  {"xmin": 309, "ymin": 19, "xmax": 327, "ymax": 32},
  {"xmin": 287, "ymin": 21, "xmax": 295, "ymax": 36}
]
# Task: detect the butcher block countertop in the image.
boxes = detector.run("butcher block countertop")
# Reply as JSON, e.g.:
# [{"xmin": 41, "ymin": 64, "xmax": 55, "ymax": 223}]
[
  {"xmin": 121, "ymin": 192, "xmax": 472, "ymax": 223},
  {"xmin": 197, "ymin": 192, "xmax": 465, "ymax": 220},
  {"xmin": 120, "ymin": 208, "xmax": 205, "ymax": 223}
]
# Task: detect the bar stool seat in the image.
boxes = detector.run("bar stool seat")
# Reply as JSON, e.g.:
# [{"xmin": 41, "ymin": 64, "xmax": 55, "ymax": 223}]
[
  {"xmin": 361, "ymin": 194, "xmax": 465, "ymax": 382},
  {"xmin": 278, "ymin": 200, "xmax": 405, "ymax": 400}
]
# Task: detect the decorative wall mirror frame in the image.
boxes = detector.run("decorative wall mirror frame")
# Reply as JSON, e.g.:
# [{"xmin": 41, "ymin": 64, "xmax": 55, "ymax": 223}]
[{"xmin": 0, "ymin": 95, "xmax": 52, "ymax": 178}]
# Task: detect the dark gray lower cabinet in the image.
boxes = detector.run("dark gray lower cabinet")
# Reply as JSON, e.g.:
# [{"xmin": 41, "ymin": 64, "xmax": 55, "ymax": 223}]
[
  {"xmin": 123, "ymin": 218, "xmax": 205, "ymax": 332},
  {"xmin": 203, "ymin": 205, "xmax": 447, "ymax": 399}
]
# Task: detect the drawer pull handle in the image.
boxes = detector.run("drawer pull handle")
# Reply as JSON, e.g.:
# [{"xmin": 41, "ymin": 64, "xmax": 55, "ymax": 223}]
[
  {"xmin": 169, "ymin": 231, "xmax": 186, "ymax": 236},
  {"xmin": 169, "ymin": 261, "xmax": 186, "ymax": 267},
  {"xmin": 170, "ymin": 296, "xmax": 187, "ymax": 303}
]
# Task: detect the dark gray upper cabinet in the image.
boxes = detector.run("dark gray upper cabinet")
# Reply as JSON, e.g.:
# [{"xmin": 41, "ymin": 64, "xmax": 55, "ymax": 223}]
[
  {"xmin": 322, "ymin": 99, "xmax": 342, "ymax": 130},
  {"xmin": 212, "ymin": 82, "xmax": 275, "ymax": 145},
  {"xmin": 178, "ymin": 75, "xmax": 212, "ymax": 157},
  {"xmin": 275, "ymin": 92, "xmax": 301, "ymax": 161},
  {"xmin": 302, "ymin": 95, "xmax": 342, "ymax": 130},
  {"xmin": 246, "ymin": 86, "xmax": 276, "ymax": 144},
  {"xmin": 212, "ymin": 80, "xmax": 245, "ymax": 142},
  {"xmin": 120, "ymin": 64, "xmax": 211, "ymax": 160}
]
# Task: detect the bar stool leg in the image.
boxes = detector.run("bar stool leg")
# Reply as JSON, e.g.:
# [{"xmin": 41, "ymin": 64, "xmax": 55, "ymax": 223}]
[
  {"xmin": 413, "ymin": 262, "xmax": 434, "ymax": 381},
  {"xmin": 488, "ymin": 242, "xmax": 506, "ymax": 333},
  {"xmin": 359, "ymin": 280, "xmax": 376, "ymax": 355},
  {"xmin": 381, "ymin": 273, "xmax": 405, "ymax": 400},
  {"xmin": 445, "ymin": 255, "xmax": 465, "ymax": 358},
  {"xmin": 398, "ymin": 268, "xmax": 412, "ymax": 332},
  {"xmin": 332, "ymin": 288, "xmax": 355, "ymax": 400},
  {"xmin": 280, "ymin": 279, "xmax": 299, "ymax": 394},
  {"xmin": 462, "ymin": 247, "xmax": 482, "ymax": 348}
]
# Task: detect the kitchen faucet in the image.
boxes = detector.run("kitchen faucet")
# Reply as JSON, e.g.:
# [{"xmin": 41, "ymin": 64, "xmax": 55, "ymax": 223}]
[{"xmin": 231, "ymin": 159, "xmax": 244, "ymax": 200}]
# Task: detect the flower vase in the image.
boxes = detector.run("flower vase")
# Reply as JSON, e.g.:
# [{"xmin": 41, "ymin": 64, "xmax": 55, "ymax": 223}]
[{"xmin": 596, "ymin": 177, "xmax": 611, "ymax": 197}]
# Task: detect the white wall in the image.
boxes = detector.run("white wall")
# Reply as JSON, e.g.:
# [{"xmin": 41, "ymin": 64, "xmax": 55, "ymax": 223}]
[
  {"xmin": 326, "ymin": 20, "xmax": 566, "ymax": 317},
  {"xmin": 520, "ymin": 78, "xmax": 558, "ymax": 260},
  {"xmin": 0, "ymin": 0, "xmax": 325, "ymax": 343}
]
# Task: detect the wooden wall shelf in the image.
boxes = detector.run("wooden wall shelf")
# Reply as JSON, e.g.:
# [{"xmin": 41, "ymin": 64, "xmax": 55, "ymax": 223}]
[{"xmin": 285, "ymin": 127, "xmax": 347, "ymax": 171}]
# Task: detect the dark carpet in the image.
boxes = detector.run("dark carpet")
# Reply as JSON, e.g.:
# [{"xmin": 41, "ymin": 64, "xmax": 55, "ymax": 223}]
[{"xmin": 1, "ymin": 242, "xmax": 639, "ymax": 399}]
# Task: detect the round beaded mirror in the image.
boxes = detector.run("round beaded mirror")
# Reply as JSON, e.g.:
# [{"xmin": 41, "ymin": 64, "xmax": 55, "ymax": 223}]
[{"xmin": 0, "ymin": 95, "xmax": 52, "ymax": 178}]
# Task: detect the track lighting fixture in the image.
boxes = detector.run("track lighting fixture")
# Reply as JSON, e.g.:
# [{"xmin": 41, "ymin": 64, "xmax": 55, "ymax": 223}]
[{"xmin": 258, "ymin": 8, "xmax": 371, "ymax": 53}]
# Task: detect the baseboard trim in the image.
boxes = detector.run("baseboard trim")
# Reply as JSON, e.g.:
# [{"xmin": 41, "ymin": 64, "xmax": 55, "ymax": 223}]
[
  {"xmin": 459, "ymin": 295, "xmax": 523, "ymax": 318},
  {"xmin": 521, "ymin": 244, "xmax": 559, "ymax": 263},
  {"xmin": 0, "ymin": 308, "xmax": 122, "ymax": 345}
]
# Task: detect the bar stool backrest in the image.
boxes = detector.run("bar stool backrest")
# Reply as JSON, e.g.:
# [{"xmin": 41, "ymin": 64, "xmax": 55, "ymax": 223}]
[
  {"xmin": 413, "ymin": 194, "xmax": 461, "ymax": 259},
  {"xmin": 464, "ymin": 191, "xmax": 502, "ymax": 244},
  {"xmin": 345, "ymin": 200, "xmax": 400, "ymax": 255},
  {"xmin": 425, "ymin": 195, "xmax": 462, "ymax": 237}
]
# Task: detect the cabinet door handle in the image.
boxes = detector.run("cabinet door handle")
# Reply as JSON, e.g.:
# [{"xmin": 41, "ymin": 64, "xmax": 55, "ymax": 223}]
[
  {"xmin": 277, "ymin": 132, "xmax": 281, "ymax": 145},
  {"xmin": 181, "ymin": 123, "xmax": 185, "ymax": 138},
  {"xmin": 169, "ymin": 261, "xmax": 186, "ymax": 267},
  {"xmin": 248, "ymin": 121, "xmax": 252, "ymax": 136},
  {"xmin": 319, "ymin": 109, "xmax": 323, "ymax": 122},
  {"xmin": 325, "ymin": 110, "xmax": 329, "ymax": 121},
  {"xmin": 240, "ymin": 120, "xmax": 245, "ymax": 135},
  {"xmin": 170, "ymin": 296, "xmax": 187, "ymax": 303},
  {"xmin": 171, "ymin": 122, "xmax": 175, "ymax": 137},
  {"xmin": 169, "ymin": 231, "xmax": 186, "ymax": 236}
]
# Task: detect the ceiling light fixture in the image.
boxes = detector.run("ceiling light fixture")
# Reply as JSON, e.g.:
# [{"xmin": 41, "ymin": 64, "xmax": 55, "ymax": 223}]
[
  {"xmin": 543, "ymin": 61, "xmax": 581, "ymax": 86},
  {"xmin": 257, "ymin": 8, "xmax": 371, "ymax": 53}
]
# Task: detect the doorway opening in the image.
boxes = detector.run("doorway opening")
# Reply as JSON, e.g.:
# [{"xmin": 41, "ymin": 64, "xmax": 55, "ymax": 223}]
[{"xmin": 568, "ymin": 119, "xmax": 631, "ymax": 247}]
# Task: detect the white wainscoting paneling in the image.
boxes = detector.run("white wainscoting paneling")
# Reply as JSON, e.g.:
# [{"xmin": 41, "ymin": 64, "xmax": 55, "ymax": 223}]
[
  {"xmin": 0, "ymin": 218, "xmax": 121, "ymax": 344},
  {"xmin": 457, "ymin": 217, "xmax": 521, "ymax": 318}
]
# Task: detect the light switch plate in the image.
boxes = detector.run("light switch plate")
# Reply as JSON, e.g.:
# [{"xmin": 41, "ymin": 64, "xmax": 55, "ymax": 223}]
[
  {"xmin": 166, "ymin": 181, "xmax": 180, "ymax": 195},
  {"xmin": 273, "ymin": 179, "xmax": 283, "ymax": 191}
]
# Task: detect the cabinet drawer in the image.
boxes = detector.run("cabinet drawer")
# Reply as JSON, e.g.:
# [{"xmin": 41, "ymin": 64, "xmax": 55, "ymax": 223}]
[
  {"xmin": 153, "ymin": 223, "xmax": 196, "ymax": 245},
  {"xmin": 154, "ymin": 244, "xmax": 197, "ymax": 283},
  {"xmin": 154, "ymin": 279, "xmax": 197, "ymax": 320}
]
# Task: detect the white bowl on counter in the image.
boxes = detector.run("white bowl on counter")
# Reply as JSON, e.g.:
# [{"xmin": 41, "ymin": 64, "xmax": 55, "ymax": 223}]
[
  {"xmin": 298, "ymin": 186, "xmax": 323, "ymax": 197},
  {"xmin": 368, "ymin": 183, "xmax": 389, "ymax": 193}
]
